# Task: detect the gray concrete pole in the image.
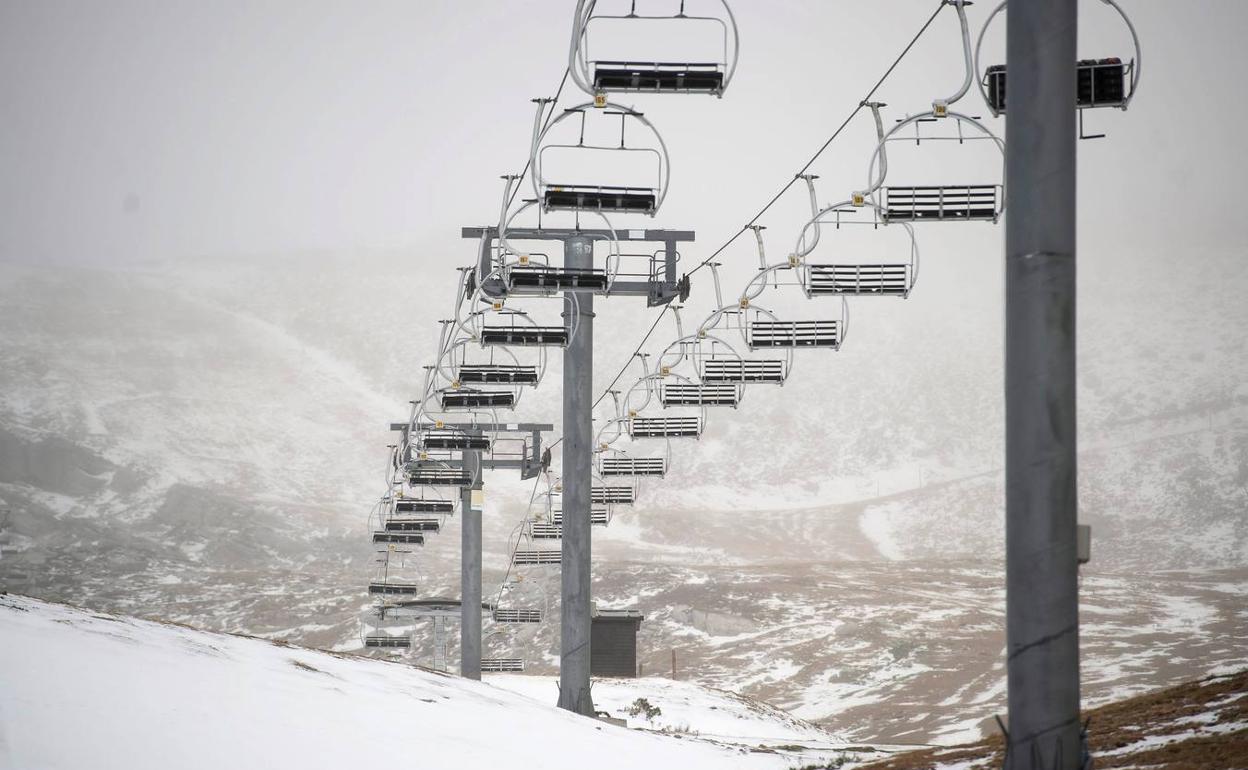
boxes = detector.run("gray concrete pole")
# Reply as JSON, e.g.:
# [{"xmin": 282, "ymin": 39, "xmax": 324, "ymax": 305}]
[
  {"xmin": 1004, "ymin": 2, "xmax": 1081, "ymax": 769},
  {"xmin": 558, "ymin": 235, "xmax": 595, "ymax": 716},
  {"xmin": 460, "ymin": 447, "xmax": 482, "ymax": 680}
]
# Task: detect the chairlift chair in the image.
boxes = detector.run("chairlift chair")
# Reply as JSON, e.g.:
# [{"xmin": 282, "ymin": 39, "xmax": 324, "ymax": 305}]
[
  {"xmin": 660, "ymin": 381, "xmax": 739, "ymax": 407},
  {"xmin": 721, "ymin": 223, "xmax": 847, "ymax": 353},
  {"xmin": 384, "ymin": 518, "xmax": 442, "ymax": 534},
  {"xmin": 975, "ymin": 0, "xmax": 1141, "ymax": 118},
  {"xmin": 480, "ymin": 324, "xmax": 569, "ymax": 348},
  {"xmin": 599, "ymin": 454, "xmax": 668, "ymax": 477},
  {"xmin": 866, "ymin": 112, "xmax": 1005, "ymax": 224},
  {"xmin": 506, "ymin": 264, "xmax": 610, "ymax": 293},
  {"xmin": 548, "ymin": 494, "xmax": 613, "ymax": 524},
  {"xmin": 478, "ymin": 307, "xmax": 569, "ymax": 347},
  {"xmin": 793, "ymin": 199, "xmax": 920, "ymax": 298},
  {"xmin": 492, "ymin": 577, "xmax": 547, "ymax": 624},
  {"xmin": 531, "ymin": 100, "xmax": 670, "ymax": 216},
  {"xmin": 438, "ymin": 387, "xmax": 516, "ymax": 410},
  {"xmin": 394, "ymin": 498, "xmax": 455, "ymax": 515},
  {"xmin": 628, "ymin": 414, "xmax": 701, "ymax": 438},
  {"xmin": 364, "ymin": 635, "xmax": 412, "ymax": 649},
  {"xmin": 512, "ymin": 549, "xmax": 563, "ymax": 566},
  {"xmin": 372, "ymin": 531, "xmax": 426, "ymax": 546},
  {"xmin": 884, "ymin": 184, "xmax": 999, "ymax": 223},
  {"xmin": 457, "ymin": 364, "xmax": 540, "ymax": 385},
  {"xmin": 492, "ymin": 608, "xmax": 543, "ymax": 624},
  {"xmin": 368, "ymin": 581, "xmax": 420, "ymax": 596},
  {"xmin": 444, "ymin": 328, "xmax": 545, "ymax": 388},
  {"xmin": 590, "ymin": 484, "xmax": 637, "ymax": 505},
  {"xmin": 480, "ymin": 658, "xmax": 526, "ymax": 672},
  {"xmin": 864, "ymin": 3, "xmax": 1005, "ymax": 224},
  {"xmin": 407, "ymin": 463, "xmax": 474, "ymax": 488},
  {"xmin": 569, "ymin": 0, "xmax": 740, "ymax": 98},
  {"xmin": 550, "ymin": 508, "xmax": 612, "ymax": 526},
  {"xmin": 698, "ymin": 354, "xmax": 787, "ymax": 385},
  {"xmin": 419, "ymin": 428, "xmax": 491, "ymax": 452},
  {"xmin": 530, "ymin": 521, "xmax": 564, "ymax": 539},
  {"xmin": 746, "ymin": 317, "xmax": 842, "ymax": 349}
]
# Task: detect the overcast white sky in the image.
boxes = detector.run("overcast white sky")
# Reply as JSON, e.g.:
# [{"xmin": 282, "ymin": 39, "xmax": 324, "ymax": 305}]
[{"xmin": 2, "ymin": 0, "xmax": 1245, "ymax": 274}]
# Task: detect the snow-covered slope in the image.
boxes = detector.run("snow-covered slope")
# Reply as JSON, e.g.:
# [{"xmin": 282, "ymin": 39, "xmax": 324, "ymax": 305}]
[
  {"xmin": 544, "ymin": 675, "xmax": 839, "ymax": 742},
  {"xmin": 0, "ymin": 594, "xmax": 884, "ymax": 770}
]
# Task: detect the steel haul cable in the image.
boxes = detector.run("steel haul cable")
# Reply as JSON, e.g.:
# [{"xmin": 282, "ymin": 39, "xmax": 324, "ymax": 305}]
[{"xmin": 590, "ymin": 1, "xmax": 948, "ymax": 411}]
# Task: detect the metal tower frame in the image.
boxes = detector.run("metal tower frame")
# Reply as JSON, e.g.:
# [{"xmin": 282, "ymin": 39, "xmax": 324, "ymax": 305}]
[
  {"xmin": 391, "ymin": 420, "xmax": 554, "ymax": 680},
  {"xmin": 462, "ymin": 225, "xmax": 693, "ymax": 715}
]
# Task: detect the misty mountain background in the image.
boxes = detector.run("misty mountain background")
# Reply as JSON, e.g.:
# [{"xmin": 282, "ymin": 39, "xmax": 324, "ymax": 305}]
[{"xmin": 3, "ymin": 0, "xmax": 1246, "ymax": 746}]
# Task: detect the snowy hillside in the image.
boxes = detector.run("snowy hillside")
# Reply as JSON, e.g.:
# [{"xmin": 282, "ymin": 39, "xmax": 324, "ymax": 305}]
[
  {"xmin": 2, "ymin": 251, "xmax": 1247, "ymax": 746},
  {"xmin": 0, "ymin": 594, "xmax": 889, "ymax": 770}
]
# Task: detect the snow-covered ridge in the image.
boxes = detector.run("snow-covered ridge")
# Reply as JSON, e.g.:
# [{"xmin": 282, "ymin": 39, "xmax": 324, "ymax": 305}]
[{"xmin": 0, "ymin": 594, "xmax": 884, "ymax": 770}]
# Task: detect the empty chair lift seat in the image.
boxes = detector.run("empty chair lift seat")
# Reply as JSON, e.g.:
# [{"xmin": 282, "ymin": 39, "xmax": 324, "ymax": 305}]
[
  {"xmin": 364, "ymin": 635, "xmax": 412, "ymax": 649},
  {"xmin": 408, "ymin": 466, "xmax": 473, "ymax": 487},
  {"xmin": 985, "ymin": 58, "xmax": 1127, "ymax": 113},
  {"xmin": 530, "ymin": 522, "xmax": 563, "ymax": 539},
  {"xmin": 480, "ymin": 658, "xmax": 525, "ymax": 672},
  {"xmin": 394, "ymin": 499, "xmax": 454, "ymax": 514},
  {"xmin": 480, "ymin": 326, "xmax": 569, "ymax": 347},
  {"xmin": 493, "ymin": 608, "xmax": 543, "ymax": 623},
  {"xmin": 512, "ymin": 549, "xmax": 562, "ymax": 566},
  {"xmin": 590, "ymin": 486, "xmax": 636, "ymax": 505},
  {"xmin": 421, "ymin": 431, "xmax": 490, "ymax": 451},
  {"xmin": 748, "ymin": 320, "xmax": 840, "ymax": 349},
  {"xmin": 629, "ymin": 416, "xmax": 701, "ymax": 438},
  {"xmin": 543, "ymin": 185, "xmax": 657, "ymax": 215},
  {"xmin": 660, "ymin": 383, "xmax": 739, "ymax": 406},
  {"xmin": 507, "ymin": 267, "xmax": 608, "ymax": 292},
  {"xmin": 368, "ymin": 582, "xmax": 420, "ymax": 596},
  {"xmin": 373, "ymin": 531, "xmax": 425, "ymax": 546},
  {"xmin": 885, "ymin": 186, "xmax": 999, "ymax": 222},
  {"xmin": 457, "ymin": 365, "xmax": 539, "ymax": 385},
  {"xmin": 700, "ymin": 358, "xmax": 786, "ymax": 384},
  {"xmin": 385, "ymin": 518, "xmax": 441, "ymax": 533},
  {"xmin": 593, "ymin": 61, "xmax": 724, "ymax": 94},
  {"xmin": 807, "ymin": 264, "xmax": 912, "ymax": 297},
  {"xmin": 600, "ymin": 456, "xmax": 666, "ymax": 477},
  {"xmin": 440, "ymin": 390, "xmax": 515, "ymax": 409},
  {"xmin": 550, "ymin": 507, "xmax": 611, "ymax": 526}
]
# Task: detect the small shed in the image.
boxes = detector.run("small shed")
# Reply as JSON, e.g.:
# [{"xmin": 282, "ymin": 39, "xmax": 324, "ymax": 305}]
[{"xmin": 590, "ymin": 608, "xmax": 644, "ymax": 678}]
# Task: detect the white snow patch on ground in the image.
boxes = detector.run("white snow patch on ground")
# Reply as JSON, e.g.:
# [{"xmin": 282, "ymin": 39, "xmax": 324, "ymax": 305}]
[
  {"xmin": 0, "ymin": 595, "xmax": 825, "ymax": 770},
  {"xmin": 857, "ymin": 501, "xmax": 906, "ymax": 561}
]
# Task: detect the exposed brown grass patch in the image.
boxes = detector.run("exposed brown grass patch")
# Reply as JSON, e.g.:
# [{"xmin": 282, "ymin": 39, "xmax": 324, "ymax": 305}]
[{"xmin": 859, "ymin": 669, "xmax": 1247, "ymax": 770}]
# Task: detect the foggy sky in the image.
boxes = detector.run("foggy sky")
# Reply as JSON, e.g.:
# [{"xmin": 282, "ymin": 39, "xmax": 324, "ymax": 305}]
[{"xmin": 3, "ymin": 1, "xmax": 1246, "ymax": 274}]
